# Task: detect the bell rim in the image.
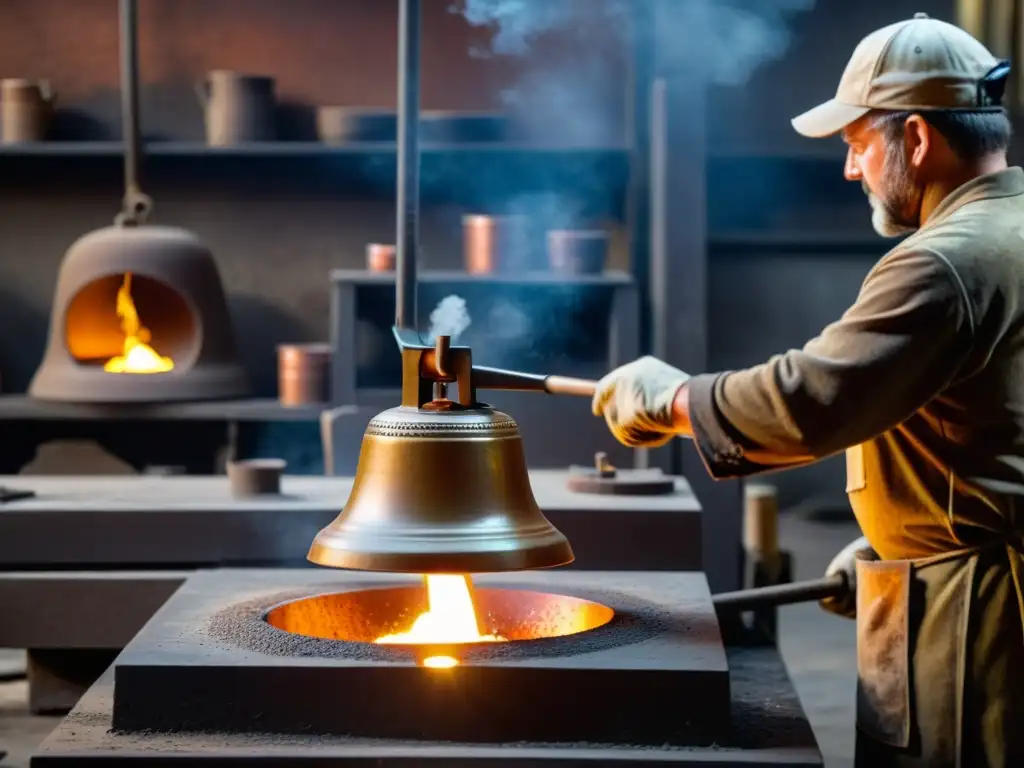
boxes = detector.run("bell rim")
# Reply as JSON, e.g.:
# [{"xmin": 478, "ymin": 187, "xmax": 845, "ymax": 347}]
[{"xmin": 306, "ymin": 538, "xmax": 575, "ymax": 573}]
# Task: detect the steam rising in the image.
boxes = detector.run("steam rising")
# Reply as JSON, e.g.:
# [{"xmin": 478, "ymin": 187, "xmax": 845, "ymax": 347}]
[
  {"xmin": 453, "ymin": 0, "xmax": 815, "ymax": 86},
  {"xmin": 488, "ymin": 299, "xmax": 532, "ymax": 342},
  {"xmin": 440, "ymin": 0, "xmax": 814, "ymax": 365},
  {"xmin": 427, "ymin": 295, "xmax": 472, "ymax": 344},
  {"xmin": 459, "ymin": 1, "xmax": 577, "ymax": 57}
]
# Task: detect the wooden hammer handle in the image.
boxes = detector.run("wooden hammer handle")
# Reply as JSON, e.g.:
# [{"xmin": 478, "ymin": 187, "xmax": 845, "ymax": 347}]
[
  {"xmin": 471, "ymin": 366, "xmax": 597, "ymax": 398},
  {"xmin": 543, "ymin": 375, "xmax": 598, "ymax": 398}
]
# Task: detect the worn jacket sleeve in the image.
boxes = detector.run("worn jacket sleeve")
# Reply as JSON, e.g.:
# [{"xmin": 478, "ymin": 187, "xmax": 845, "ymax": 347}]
[{"xmin": 687, "ymin": 247, "xmax": 973, "ymax": 479}]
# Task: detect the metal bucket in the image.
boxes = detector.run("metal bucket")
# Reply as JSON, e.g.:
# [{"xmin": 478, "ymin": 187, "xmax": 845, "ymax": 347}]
[{"xmin": 197, "ymin": 71, "xmax": 276, "ymax": 146}]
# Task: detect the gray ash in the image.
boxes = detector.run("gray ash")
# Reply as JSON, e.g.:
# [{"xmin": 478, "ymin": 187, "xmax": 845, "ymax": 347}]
[{"xmin": 205, "ymin": 584, "xmax": 672, "ymax": 663}]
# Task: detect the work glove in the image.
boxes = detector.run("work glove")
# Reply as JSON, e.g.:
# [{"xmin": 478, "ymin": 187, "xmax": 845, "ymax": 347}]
[
  {"xmin": 820, "ymin": 535, "xmax": 877, "ymax": 619},
  {"xmin": 591, "ymin": 356, "xmax": 691, "ymax": 448}
]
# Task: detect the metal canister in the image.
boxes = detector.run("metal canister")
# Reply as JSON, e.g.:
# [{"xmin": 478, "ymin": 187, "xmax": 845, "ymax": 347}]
[
  {"xmin": 227, "ymin": 458, "xmax": 286, "ymax": 497},
  {"xmin": 366, "ymin": 243, "xmax": 396, "ymax": 272},
  {"xmin": 196, "ymin": 71, "xmax": 276, "ymax": 146},
  {"xmin": 463, "ymin": 215, "xmax": 529, "ymax": 274},
  {"xmin": 547, "ymin": 230, "xmax": 609, "ymax": 275},
  {"xmin": 1, "ymin": 79, "xmax": 56, "ymax": 143},
  {"xmin": 277, "ymin": 343, "xmax": 331, "ymax": 406},
  {"xmin": 317, "ymin": 107, "xmax": 397, "ymax": 143}
]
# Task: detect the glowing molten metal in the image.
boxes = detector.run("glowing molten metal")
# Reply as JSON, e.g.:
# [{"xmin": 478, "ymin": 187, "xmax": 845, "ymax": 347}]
[
  {"xmin": 375, "ymin": 574, "xmax": 503, "ymax": 666},
  {"xmin": 103, "ymin": 272, "xmax": 174, "ymax": 374}
]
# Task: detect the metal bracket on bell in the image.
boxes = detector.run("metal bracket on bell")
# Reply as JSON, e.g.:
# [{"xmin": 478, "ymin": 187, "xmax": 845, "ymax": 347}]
[{"xmin": 392, "ymin": 326, "xmax": 477, "ymax": 409}]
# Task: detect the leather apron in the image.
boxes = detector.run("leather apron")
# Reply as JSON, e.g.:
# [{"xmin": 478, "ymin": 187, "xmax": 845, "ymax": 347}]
[{"xmin": 853, "ymin": 540, "xmax": 1024, "ymax": 768}]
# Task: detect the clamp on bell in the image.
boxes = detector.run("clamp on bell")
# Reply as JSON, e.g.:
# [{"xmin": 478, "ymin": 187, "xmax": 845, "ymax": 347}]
[{"xmin": 307, "ymin": 328, "xmax": 577, "ymax": 574}]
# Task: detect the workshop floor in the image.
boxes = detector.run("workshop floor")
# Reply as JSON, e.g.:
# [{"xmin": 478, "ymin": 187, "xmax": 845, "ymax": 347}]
[{"xmin": 0, "ymin": 514, "xmax": 860, "ymax": 768}]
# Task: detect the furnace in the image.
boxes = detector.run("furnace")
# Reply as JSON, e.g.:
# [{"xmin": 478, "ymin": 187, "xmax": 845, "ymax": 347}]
[
  {"xmin": 28, "ymin": 0, "xmax": 248, "ymax": 404},
  {"xmin": 29, "ymin": 226, "xmax": 250, "ymax": 403},
  {"xmin": 32, "ymin": 569, "xmax": 822, "ymax": 766}
]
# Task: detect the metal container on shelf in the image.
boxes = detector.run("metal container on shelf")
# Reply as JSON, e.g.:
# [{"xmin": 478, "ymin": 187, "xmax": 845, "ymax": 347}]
[
  {"xmin": 419, "ymin": 110, "xmax": 509, "ymax": 143},
  {"xmin": 278, "ymin": 343, "xmax": 331, "ymax": 406},
  {"xmin": 1, "ymin": 79, "xmax": 56, "ymax": 143},
  {"xmin": 366, "ymin": 244, "xmax": 396, "ymax": 272},
  {"xmin": 547, "ymin": 230, "xmax": 609, "ymax": 275},
  {"xmin": 227, "ymin": 458, "xmax": 286, "ymax": 497},
  {"xmin": 463, "ymin": 214, "xmax": 530, "ymax": 274},
  {"xmin": 317, "ymin": 107, "xmax": 396, "ymax": 144},
  {"xmin": 196, "ymin": 70, "xmax": 277, "ymax": 146}
]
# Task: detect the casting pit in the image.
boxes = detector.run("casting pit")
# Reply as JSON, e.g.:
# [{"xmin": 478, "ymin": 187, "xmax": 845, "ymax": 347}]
[
  {"xmin": 35, "ymin": 569, "xmax": 824, "ymax": 765},
  {"xmin": 105, "ymin": 569, "xmax": 731, "ymax": 746},
  {"xmin": 263, "ymin": 580, "xmax": 616, "ymax": 666}
]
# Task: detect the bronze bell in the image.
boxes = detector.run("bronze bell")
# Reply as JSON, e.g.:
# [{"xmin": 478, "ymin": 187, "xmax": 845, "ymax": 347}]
[{"xmin": 308, "ymin": 332, "xmax": 574, "ymax": 573}]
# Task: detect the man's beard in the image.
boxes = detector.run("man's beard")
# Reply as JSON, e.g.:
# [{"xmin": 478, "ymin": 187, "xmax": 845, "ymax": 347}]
[{"xmin": 865, "ymin": 140, "xmax": 920, "ymax": 238}]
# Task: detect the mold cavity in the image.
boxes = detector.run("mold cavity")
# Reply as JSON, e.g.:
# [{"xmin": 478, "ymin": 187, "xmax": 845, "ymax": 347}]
[
  {"xmin": 64, "ymin": 272, "xmax": 197, "ymax": 372},
  {"xmin": 264, "ymin": 586, "xmax": 615, "ymax": 645}
]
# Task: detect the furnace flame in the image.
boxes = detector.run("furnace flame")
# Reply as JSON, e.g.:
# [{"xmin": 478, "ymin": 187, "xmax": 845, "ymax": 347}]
[
  {"xmin": 375, "ymin": 574, "xmax": 504, "ymax": 665},
  {"xmin": 103, "ymin": 272, "xmax": 174, "ymax": 374}
]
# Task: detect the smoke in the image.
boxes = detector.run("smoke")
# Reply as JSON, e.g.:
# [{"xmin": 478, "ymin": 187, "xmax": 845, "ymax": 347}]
[
  {"xmin": 677, "ymin": 0, "xmax": 817, "ymax": 87},
  {"xmin": 488, "ymin": 298, "xmax": 532, "ymax": 343},
  {"xmin": 442, "ymin": 0, "xmax": 815, "ymax": 370},
  {"xmin": 459, "ymin": 1, "xmax": 578, "ymax": 57},
  {"xmin": 427, "ymin": 295, "xmax": 472, "ymax": 343},
  {"xmin": 452, "ymin": 0, "xmax": 815, "ymax": 87}
]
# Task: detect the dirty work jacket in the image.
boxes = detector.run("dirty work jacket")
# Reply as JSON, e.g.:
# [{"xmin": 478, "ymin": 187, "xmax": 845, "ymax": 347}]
[{"xmin": 687, "ymin": 167, "xmax": 1024, "ymax": 767}]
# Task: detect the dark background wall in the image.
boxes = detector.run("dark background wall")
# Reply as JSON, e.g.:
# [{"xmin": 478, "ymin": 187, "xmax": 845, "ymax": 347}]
[{"xmin": 0, "ymin": 0, "xmax": 960, "ymax": 506}]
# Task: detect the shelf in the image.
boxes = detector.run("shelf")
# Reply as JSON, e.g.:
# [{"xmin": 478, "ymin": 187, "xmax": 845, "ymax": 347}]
[
  {"xmin": 709, "ymin": 232, "xmax": 892, "ymax": 253},
  {"xmin": 0, "ymin": 395, "xmax": 330, "ymax": 423},
  {"xmin": 0, "ymin": 141, "xmax": 629, "ymax": 158},
  {"xmin": 708, "ymin": 146, "xmax": 845, "ymax": 162},
  {"xmin": 331, "ymin": 269, "xmax": 634, "ymax": 286},
  {"xmin": 0, "ymin": 141, "xmax": 631, "ymax": 211}
]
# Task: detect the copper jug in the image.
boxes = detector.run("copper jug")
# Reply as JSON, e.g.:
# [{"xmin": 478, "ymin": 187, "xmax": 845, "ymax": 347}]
[
  {"xmin": 195, "ymin": 70, "xmax": 276, "ymax": 146},
  {"xmin": 1, "ymin": 79, "xmax": 56, "ymax": 143}
]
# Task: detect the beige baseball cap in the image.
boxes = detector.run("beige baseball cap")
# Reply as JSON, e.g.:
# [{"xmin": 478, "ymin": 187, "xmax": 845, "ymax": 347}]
[{"xmin": 792, "ymin": 13, "xmax": 1004, "ymax": 138}]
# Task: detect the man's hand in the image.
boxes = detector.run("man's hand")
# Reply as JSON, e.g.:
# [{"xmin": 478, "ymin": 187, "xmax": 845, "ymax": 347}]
[
  {"xmin": 591, "ymin": 356, "xmax": 691, "ymax": 448},
  {"xmin": 820, "ymin": 535, "xmax": 877, "ymax": 619}
]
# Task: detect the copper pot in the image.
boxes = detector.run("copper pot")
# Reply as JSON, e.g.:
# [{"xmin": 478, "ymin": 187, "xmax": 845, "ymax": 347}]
[
  {"xmin": 278, "ymin": 343, "xmax": 331, "ymax": 406},
  {"xmin": 366, "ymin": 243, "xmax": 396, "ymax": 272},
  {"xmin": 463, "ymin": 215, "xmax": 529, "ymax": 275}
]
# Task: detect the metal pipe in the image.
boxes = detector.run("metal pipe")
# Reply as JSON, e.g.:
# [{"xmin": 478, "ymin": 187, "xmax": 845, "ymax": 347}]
[
  {"xmin": 711, "ymin": 573, "xmax": 849, "ymax": 612},
  {"xmin": 394, "ymin": 0, "xmax": 420, "ymax": 330},
  {"xmin": 118, "ymin": 0, "xmax": 143, "ymax": 224}
]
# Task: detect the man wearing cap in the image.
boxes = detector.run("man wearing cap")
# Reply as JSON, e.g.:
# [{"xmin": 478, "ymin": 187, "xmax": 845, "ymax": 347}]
[{"xmin": 592, "ymin": 13, "xmax": 1024, "ymax": 767}]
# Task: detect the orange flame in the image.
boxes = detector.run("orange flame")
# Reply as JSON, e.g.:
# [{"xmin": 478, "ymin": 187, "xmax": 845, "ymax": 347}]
[
  {"xmin": 375, "ymin": 574, "xmax": 503, "ymax": 666},
  {"xmin": 103, "ymin": 272, "xmax": 174, "ymax": 374}
]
